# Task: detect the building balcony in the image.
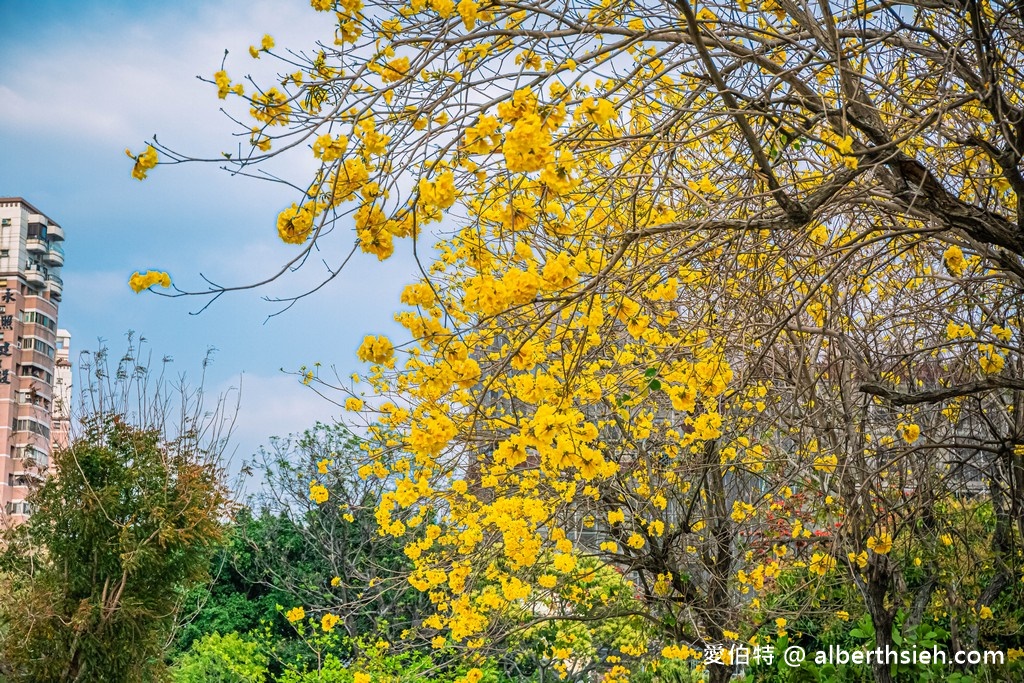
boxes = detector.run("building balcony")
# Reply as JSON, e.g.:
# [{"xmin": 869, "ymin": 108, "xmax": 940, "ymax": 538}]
[
  {"xmin": 16, "ymin": 405, "xmax": 49, "ymax": 423},
  {"xmin": 4, "ymin": 501, "xmax": 32, "ymax": 517},
  {"xmin": 46, "ymin": 274, "xmax": 62, "ymax": 299},
  {"xmin": 25, "ymin": 267, "xmax": 45, "ymax": 289},
  {"xmin": 47, "ymin": 224, "xmax": 64, "ymax": 241},
  {"xmin": 24, "ymin": 266, "xmax": 46, "ymax": 288},
  {"xmin": 26, "ymin": 238, "xmax": 47, "ymax": 254},
  {"xmin": 21, "ymin": 321, "xmax": 56, "ymax": 342},
  {"xmin": 21, "ymin": 349, "xmax": 55, "ymax": 375},
  {"xmin": 19, "ymin": 361, "xmax": 53, "ymax": 386},
  {"xmin": 43, "ymin": 242, "xmax": 64, "ymax": 267},
  {"xmin": 14, "ymin": 445, "xmax": 48, "ymax": 470},
  {"xmin": 7, "ymin": 469, "xmax": 45, "ymax": 488},
  {"xmin": 13, "ymin": 416, "xmax": 51, "ymax": 440}
]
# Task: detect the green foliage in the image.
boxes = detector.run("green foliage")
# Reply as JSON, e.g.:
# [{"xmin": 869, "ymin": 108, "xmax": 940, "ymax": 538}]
[
  {"xmin": 173, "ymin": 508, "xmax": 318, "ymax": 658},
  {"xmin": 0, "ymin": 413, "xmax": 229, "ymax": 682},
  {"xmin": 171, "ymin": 422, "xmax": 435, "ymax": 679},
  {"xmin": 172, "ymin": 632, "xmax": 269, "ymax": 683},
  {"xmin": 244, "ymin": 421, "xmax": 432, "ymax": 641}
]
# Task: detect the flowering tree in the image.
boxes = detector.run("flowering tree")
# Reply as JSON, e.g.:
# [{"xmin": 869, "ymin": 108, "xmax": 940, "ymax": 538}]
[{"xmin": 130, "ymin": 1, "xmax": 1024, "ymax": 681}]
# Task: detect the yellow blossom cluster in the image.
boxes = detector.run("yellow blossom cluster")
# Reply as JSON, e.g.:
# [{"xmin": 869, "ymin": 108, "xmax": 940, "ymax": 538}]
[
  {"xmin": 321, "ymin": 613, "xmax": 340, "ymax": 631},
  {"xmin": 213, "ymin": 70, "xmax": 243, "ymax": 98},
  {"xmin": 129, "ymin": 269, "xmax": 171, "ymax": 293},
  {"xmin": 251, "ymin": 87, "xmax": 290, "ymax": 126},
  {"xmin": 126, "ymin": 145, "xmax": 159, "ymax": 180},
  {"xmin": 309, "ymin": 483, "xmax": 329, "ymax": 504},
  {"xmin": 277, "ymin": 203, "xmax": 316, "ymax": 244},
  {"xmin": 808, "ymin": 553, "xmax": 836, "ymax": 577},
  {"xmin": 867, "ymin": 532, "xmax": 893, "ymax": 555}
]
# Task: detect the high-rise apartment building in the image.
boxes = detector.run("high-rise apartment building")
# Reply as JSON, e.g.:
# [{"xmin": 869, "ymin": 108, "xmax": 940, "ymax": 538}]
[{"xmin": 0, "ymin": 198, "xmax": 65, "ymax": 523}]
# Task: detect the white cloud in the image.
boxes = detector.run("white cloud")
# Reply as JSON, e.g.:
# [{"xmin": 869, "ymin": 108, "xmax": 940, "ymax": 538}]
[
  {"xmin": 216, "ymin": 371, "xmax": 340, "ymax": 466},
  {"xmin": 1, "ymin": 0, "xmax": 333, "ymax": 147}
]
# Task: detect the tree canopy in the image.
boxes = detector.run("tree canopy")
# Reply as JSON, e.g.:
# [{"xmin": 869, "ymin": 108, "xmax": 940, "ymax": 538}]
[
  {"xmin": 130, "ymin": 2, "xmax": 1024, "ymax": 681},
  {"xmin": 0, "ymin": 343, "xmax": 231, "ymax": 683}
]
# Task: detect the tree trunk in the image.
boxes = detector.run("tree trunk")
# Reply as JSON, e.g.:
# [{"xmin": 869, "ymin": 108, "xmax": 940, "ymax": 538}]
[
  {"xmin": 707, "ymin": 661, "xmax": 732, "ymax": 683},
  {"xmin": 866, "ymin": 587, "xmax": 895, "ymax": 683}
]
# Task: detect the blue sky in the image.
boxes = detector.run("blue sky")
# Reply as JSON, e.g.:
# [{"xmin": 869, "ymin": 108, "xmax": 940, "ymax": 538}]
[{"xmin": 0, "ymin": 0, "xmax": 420, "ymax": 483}]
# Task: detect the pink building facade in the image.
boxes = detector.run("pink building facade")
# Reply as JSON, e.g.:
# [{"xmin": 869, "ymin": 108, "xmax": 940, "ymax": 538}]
[{"xmin": 0, "ymin": 198, "xmax": 65, "ymax": 524}]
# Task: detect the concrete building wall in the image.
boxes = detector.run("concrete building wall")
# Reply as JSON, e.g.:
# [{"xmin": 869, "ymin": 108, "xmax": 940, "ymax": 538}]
[{"xmin": 52, "ymin": 329, "xmax": 71, "ymax": 455}]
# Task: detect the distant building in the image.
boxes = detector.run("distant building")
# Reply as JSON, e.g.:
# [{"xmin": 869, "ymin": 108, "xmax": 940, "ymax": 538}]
[
  {"xmin": 53, "ymin": 329, "xmax": 72, "ymax": 452},
  {"xmin": 0, "ymin": 198, "xmax": 66, "ymax": 524}
]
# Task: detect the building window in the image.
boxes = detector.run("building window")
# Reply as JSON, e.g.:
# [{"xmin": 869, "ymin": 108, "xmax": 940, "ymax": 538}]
[
  {"xmin": 14, "ymin": 446, "xmax": 46, "ymax": 468},
  {"xmin": 7, "ymin": 474, "xmax": 30, "ymax": 488},
  {"xmin": 1, "ymin": 218, "xmax": 11, "ymax": 227},
  {"xmin": 0, "ymin": 250, "xmax": 8, "ymax": 258},
  {"xmin": 26, "ymin": 337, "xmax": 55, "ymax": 359},
  {"xmin": 16, "ymin": 391, "xmax": 48, "ymax": 409},
  {"xmin": 14, "ymin": 418, "xmax": 50, "ymax": 439},
  {"xmin": 21, "ymin": 310, "xmax": 57, "ymax": 332},
  {"xmin": 28, "ymin": 452, "xmax": 46, "ymax": 468},
  {"xmin": 19, "ymin": 365, "xmax": 53, "ymax": 385},
  {"xmin": 5, "ymin": 501, "xmax": 31, "ymax": 515}
]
